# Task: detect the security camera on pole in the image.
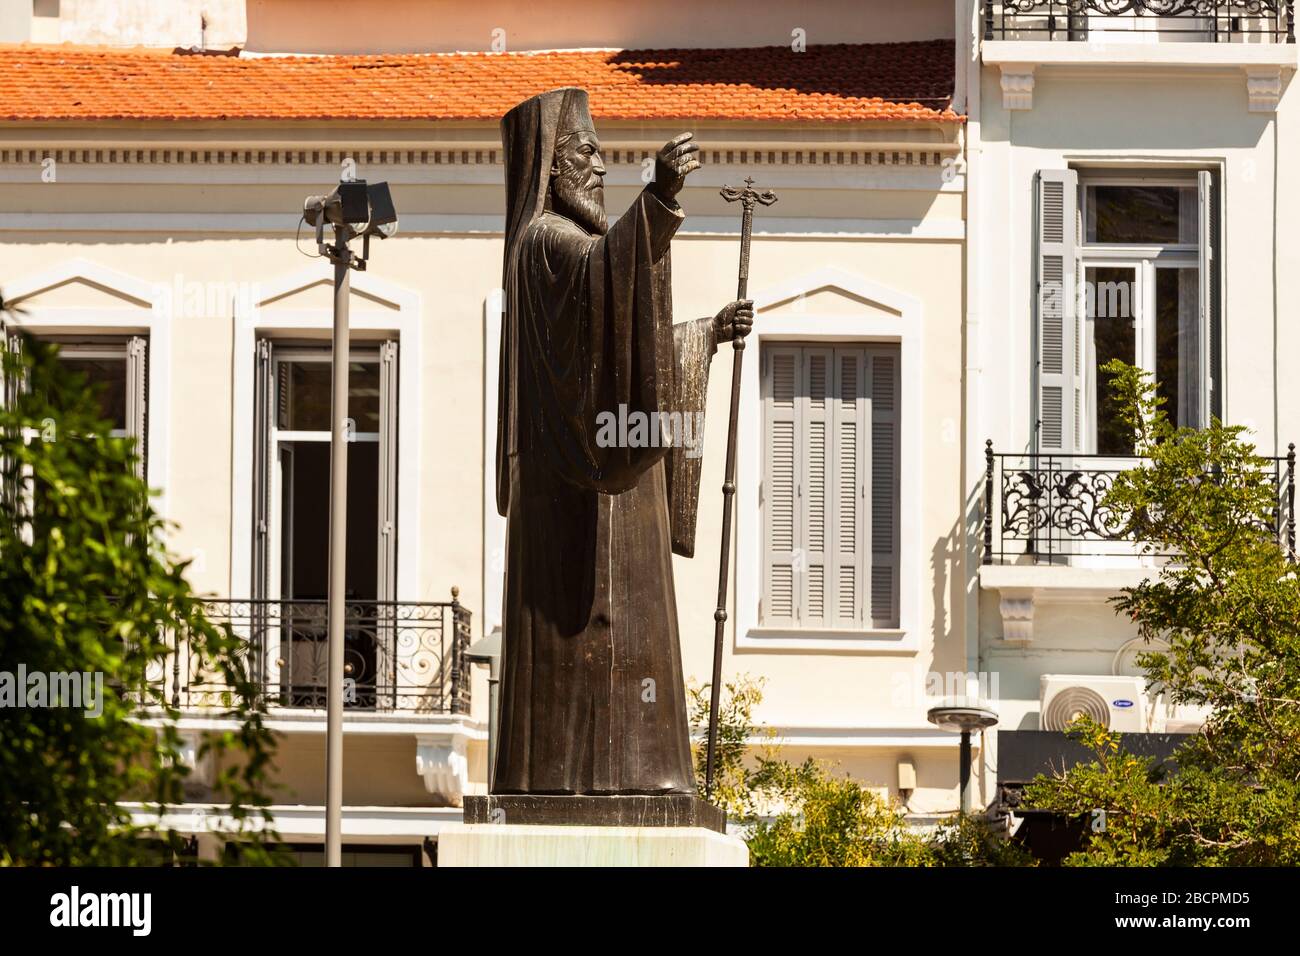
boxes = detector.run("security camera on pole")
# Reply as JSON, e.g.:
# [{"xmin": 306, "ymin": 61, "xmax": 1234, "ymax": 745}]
[{"xmin": 300, "ymin": 178, "xmax": 398, "ymax": 867}]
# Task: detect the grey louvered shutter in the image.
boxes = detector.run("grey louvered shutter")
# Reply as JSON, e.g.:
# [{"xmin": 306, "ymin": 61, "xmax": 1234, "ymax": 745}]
[
  {"xmin": 125, "ymin": 335, "xmax": 148, "ymax": 479},
  {"xmin": 1199, "ymin": 169, "xmax": 1220, "ymax": 424},
  {"xmin": 831, "ymin": 348, "xmax": 866, "ymax": 627},
  {"xmin": 376, "ymin": 339, "xmax": 399, "ymax": 603},
  {"xmin": 251, "ymin": 339, "xmax": 274, "ymax": 603},
  {"xmin": 800, "ymin": 348, "xmax": 832, "ymax": 627},
  {"xmin": 762, "ymin": 347, "xmax": 799, "ymax": 627},
  {"xmin": 1034, "ymin": 169, "xmax": 1080, "ymax": 454},
  {"xmin": 867, "ymin": 346, "xmax": 900, "ymax": 628}
]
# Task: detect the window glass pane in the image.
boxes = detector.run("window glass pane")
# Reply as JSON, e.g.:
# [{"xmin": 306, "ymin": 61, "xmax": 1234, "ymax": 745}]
[
  {"xmin": 281, "ymin": 441, "xmax": 378, "ymax": 601},
  {"xmin": 58, "ymin": 356, "xmax": 127, "ymax": 430},
  {"xmin": 1087, "ymin": 185, "xmax": 1195, "ymax": 244},
  {"xmin": 1155, "ymin": 267, "xmax": 1202, "ymax": 429},
  {"xmin": 283, "ymin": 360, "xmax": 379, "ymax": 432},
  {"xmin": 1087, "ymin": 266, "xmax": 1138, "ymax": 455}
]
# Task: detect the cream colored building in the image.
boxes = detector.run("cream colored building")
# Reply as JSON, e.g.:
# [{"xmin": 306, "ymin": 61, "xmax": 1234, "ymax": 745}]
[
  {"xmin": 5, "ymin": 1, "xmax": 1291, "ymax": 865},
  {"xmin": 1, "ymin": 0, "xmax": 975, "ymax": 864}
]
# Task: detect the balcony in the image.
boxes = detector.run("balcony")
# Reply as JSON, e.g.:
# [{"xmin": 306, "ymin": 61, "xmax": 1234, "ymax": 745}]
[
  {"xmin": 155, "ymin": 595, "xmax": 472, "ymax": 716},
  {"xmin": 983, "ymin": 1, "xmax": 1295, "ymax": 44},
  {"xmin": 979, "ymin": 444, "xmax": 1295, "ymax": 642},
  {"xmin": 982, "ymin": 443, "xmax": 1296, "ymax": 565},
  {"xmin": 982, "ymin": 2, "xmax": 1297, "ymax": 111},
  {"xmin": 145, "ymin": 593, "xmax": 479, "ymax": 804}
]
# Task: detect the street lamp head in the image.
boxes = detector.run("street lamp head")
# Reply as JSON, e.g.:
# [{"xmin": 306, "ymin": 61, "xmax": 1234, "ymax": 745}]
[
  {"xmin": 926, "ymin": 698, "xmax": 999, "ymax": 734},
  {"xmin": 362, "ymin": 181, "xmax": 398, "ymax": 239},
  {"xmin": 303, "ymin": 179, "xmax": 399, "ymax": 240}
]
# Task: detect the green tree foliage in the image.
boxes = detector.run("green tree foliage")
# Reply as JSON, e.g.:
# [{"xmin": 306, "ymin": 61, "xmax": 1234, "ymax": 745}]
[
  {"xmin": 1023, "ymin": 718, "xmax": 1179, "ymax": 866},
  {"xmin": 926, "ymin": 807, "xmax": 1040, "ymax": 867},
  {"xmin": 689, "ymin": 678, "xmax": 1032, "ymax": 867},
  {"xmin": 743, "ymin": 758, "xmax": 935, "ymax": 867},
  {"xmin": 1023, "ymin": 360, "xmax": 1300, "ymax": 865},
  {"xmin": 1, "ymin": 332, "xmax": 280, "ymax": 865}
]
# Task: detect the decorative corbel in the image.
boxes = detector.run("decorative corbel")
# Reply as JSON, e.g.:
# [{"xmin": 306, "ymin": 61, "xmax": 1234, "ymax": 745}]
[
  {"xmin": 999, "ymin": 64, "xmax": 1037, "ymax": 111},
  {"xmin": 1244, "ymin": 67, "xmax": 1283, "ymax": 113},
  {"xmin": 176, "ymin": 728, "xmax": 213, "ymax": 787},
  {"xmin": 416, "ymin": 733, "xmax": 469, "ymax": 806},
  {"xmin": 998, "ymin": 588, "xmax": 1037, "ymax": 645}
]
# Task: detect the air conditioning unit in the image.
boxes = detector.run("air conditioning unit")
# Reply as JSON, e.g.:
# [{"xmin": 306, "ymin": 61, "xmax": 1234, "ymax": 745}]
[{"xmin": 1040, "ymin": 675, "xmax": 1161, "ymax": 733}]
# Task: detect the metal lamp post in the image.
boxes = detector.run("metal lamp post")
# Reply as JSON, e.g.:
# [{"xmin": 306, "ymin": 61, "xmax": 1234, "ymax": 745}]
[
  {"xmin": 927, "ymin": 698, "xmax": 998, "ymax": 815},
  {"xmin": 464, "ymin": 629, "xmax": 502, "ymax": 792},
  {"xmin": 301, "ymin": 178, "xmax": 397, "ymax": 867}
]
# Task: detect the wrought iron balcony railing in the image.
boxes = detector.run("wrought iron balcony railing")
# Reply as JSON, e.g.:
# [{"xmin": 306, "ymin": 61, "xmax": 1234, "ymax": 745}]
[
  {"xmin": 154, "ymin": 592, "xmax": 472, "ymax": 716},
  {"xmin": 982, "ymin": 442, "xmax": 1297, "ymax": 564},
  {"xmin": 983, "ymin": 1, "xmax": 1295, "ymax": 43}
]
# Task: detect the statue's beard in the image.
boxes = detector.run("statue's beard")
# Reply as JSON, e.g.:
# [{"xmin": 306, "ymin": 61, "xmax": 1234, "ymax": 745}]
[{"xmin": 551, "ymin": 171, "xmax": 608, "ymax": 236}]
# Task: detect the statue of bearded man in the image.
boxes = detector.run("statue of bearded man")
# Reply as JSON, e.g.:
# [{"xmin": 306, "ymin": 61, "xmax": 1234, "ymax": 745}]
[{"xmin": 494, "ymin": 88, "xmax": 752, "ymax": 796}]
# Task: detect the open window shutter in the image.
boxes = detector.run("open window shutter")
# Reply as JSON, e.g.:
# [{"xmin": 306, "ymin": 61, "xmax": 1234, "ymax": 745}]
[
  {"xmin": 1199, "ymin": 169, "xmax": 1221, "ymax": 423},
  {"xmin": 1034, "ymin": 169, "xmax": 1080, "ymax": 454},
  {"xmin": 867, "ymin": 346, "xmax": 900, "ymax": 628},
  {"xmin": 125, "ymin": 335, "xmax": 148, "ymax": 479},
  {"xmin": 376, "ymin": 339, "xmax": 399, "ymax": 603},
  {"xmin": 761, "ymin": 347, "xmax": 800, "ymax": 627},
  {"xmin": 251, "ymin": 339, "xmax": 274, "ymax": 603},
  {"xmin": 2, "ymin": 333, "xmax": 24, "ymax": 523},
  {"xmin": 831, "ymin": 348, "xmax": 865, "ymax": 627},
  {"xmin": 2, "ymin": 332, "xmax": 23, "ymax": 411},
  {"xmin": 800, "ymin": 348, "xmax": 832, "ymax": 628}
]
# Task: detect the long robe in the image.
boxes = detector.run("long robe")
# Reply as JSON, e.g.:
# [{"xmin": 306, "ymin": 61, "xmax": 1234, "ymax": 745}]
[{"xmin": 495, "ymin": 186, "xmax": 716, "ymax": 795}]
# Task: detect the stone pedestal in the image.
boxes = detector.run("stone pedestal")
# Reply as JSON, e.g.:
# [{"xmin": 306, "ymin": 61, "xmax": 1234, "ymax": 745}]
[
  {"xmin": 463, "ymin": 793, "xmax": 726, "ymax": 831},
  {"xmin": 437, "ymin": 824, "xmax": 748, "ymax": 867},
  {"xmin": 438, "ymin": 794, "xmax": 747, "ymax": 866}
]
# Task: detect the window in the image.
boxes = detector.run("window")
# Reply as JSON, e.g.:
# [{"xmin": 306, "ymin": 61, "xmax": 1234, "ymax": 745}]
[
  {"xmin": 760, "ymin": 343, "xmax": 899, "ymax": 630},
  {"xmin": 252, "ymin": 340, "xmax": 398, "ymax": 606},
  {"xmin": 250, "ymin": 339, "xmax": 399, "ymax": 708},
  {"xmin": 1032, "ymin": 169, "xmax": 1218, "ymax": 454},
  {"xmin": 6, "ymin": 332, "xmax": 148, "ymax": 475},
  {"xmin": 55, "ymin": 340, "xmax": 147, "ymax": 439}
]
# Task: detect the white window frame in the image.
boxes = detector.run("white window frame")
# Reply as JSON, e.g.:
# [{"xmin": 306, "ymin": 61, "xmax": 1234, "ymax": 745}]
[
  {"xmin": 48, "ymin": 340, "xmax": 145, "ymax": 440},
  {"xmin": 737, "ymin": 266, "xmax": 922, "ymax": 653},
  {"xmin": 1078, "ymin": 173, "xmax": 1208, "ymax": 448},
  {"xmin": 0, "ymin": 258, "xmax": 170, "ymax": 510},
  {"xmin": 230, "ymin": 266, "xmax": 420, "ymax": 603},
  {"xmin": 267, "ymin": 346, "xmax": 385, "ymax": 606}
]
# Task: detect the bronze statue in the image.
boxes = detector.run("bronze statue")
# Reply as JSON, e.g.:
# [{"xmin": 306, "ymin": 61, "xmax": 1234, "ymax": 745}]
[{"xmin": 494, "ymin": 88, "xmax": 752, "ymax": 796}]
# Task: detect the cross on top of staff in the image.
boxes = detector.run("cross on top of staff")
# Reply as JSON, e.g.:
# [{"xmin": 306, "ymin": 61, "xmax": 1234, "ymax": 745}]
[{"xmin": 720, "ymin": 177, "xmax": 778, "ymax": 208}]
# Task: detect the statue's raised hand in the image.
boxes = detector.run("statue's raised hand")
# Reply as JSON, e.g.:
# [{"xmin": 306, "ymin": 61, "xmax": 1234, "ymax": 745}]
[
  {"xmin": 650, "ymin": 132, "xmax": 701, "ymax": 204},
  {"xmin": 713, "ymin": 299, "xmax": 754, "ymax": 343}
]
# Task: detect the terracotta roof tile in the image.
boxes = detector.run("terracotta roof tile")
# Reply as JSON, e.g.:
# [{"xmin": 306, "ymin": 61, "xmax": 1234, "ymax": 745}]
[{"xmin": 0, "ymin": 41, "xmax": 962, "ymax": 124}]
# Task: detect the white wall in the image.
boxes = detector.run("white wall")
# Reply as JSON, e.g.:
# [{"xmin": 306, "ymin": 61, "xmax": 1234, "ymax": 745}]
[
  {"xmin": 38, "ymin": 0, "xmax": 246, "ymax": 49},
  {"xmin": 245, "ymin": 0, "xmax": 954, "ymax": 54}
]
